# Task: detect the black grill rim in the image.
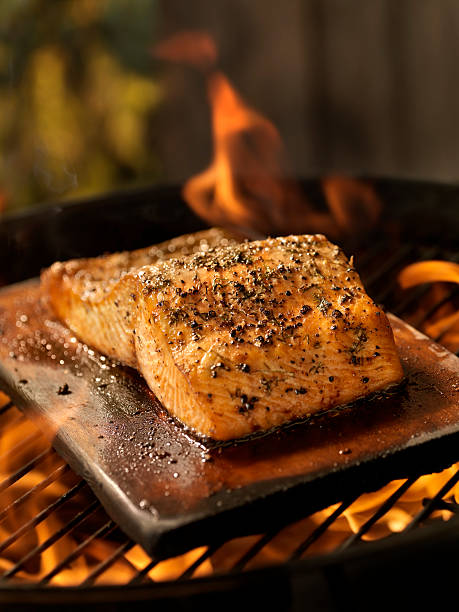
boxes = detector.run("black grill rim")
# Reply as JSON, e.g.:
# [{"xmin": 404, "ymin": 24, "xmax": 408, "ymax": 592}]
[{"xmin": 0, "ymin": 176, "xmax": 458, "ymax": 286}]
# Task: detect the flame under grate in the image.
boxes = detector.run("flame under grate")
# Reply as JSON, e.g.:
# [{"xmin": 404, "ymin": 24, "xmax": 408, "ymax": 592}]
[{"xmin": 0, "ymin": 240, "xmax": 458, "ymax": 589}]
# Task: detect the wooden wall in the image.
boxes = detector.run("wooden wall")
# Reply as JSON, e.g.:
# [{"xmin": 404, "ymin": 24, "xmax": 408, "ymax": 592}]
[{"xmin": 155, "ymin": 0, "xmax": 459, "ymax": 184}]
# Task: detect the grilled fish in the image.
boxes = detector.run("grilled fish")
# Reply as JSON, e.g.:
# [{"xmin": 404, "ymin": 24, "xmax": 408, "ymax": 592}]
[
  {"xmin": 42, "ymin": 233, "xmax": 404, "ymax": 441},
  {"xmin": 42, "ymin": 228, "xmax": 239, "ymax": 367}
]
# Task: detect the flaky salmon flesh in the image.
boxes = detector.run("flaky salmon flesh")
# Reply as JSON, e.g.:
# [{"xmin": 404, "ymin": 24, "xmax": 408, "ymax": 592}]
[{"xmin": 41, "ymin": 231, "xmax": 404, "ymax": 441}]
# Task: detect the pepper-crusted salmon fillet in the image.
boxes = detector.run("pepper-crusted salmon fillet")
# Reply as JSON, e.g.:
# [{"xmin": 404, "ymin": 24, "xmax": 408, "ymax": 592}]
[
  {"xmin": 41, "ymin": 228, "xmax": 240, "ymax": 367},
  {"xmin": 42, "ymin": 233, "xmax": 404, "ymax": 441}
]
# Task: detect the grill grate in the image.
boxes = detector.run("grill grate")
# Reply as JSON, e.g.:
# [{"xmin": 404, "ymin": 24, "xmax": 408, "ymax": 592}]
[{"xmin": 0, "ymin": 240, "xmax": 458, "ymax": 589}]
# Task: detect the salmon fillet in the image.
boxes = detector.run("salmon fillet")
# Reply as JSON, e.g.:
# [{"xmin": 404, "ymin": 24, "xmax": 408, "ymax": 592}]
[
  {"xmin": 42, "ymin": 232, "xmax": 404, "ymax": 441},
  {"xmin": 41, "ymin": 228, "xmax": 240, "ymax": 367}
]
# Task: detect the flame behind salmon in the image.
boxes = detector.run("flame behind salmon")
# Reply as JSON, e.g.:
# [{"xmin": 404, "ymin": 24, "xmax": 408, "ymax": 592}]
[{"xmin": 42, "ymin": 232, "xmax": 404, "ymax": 441}]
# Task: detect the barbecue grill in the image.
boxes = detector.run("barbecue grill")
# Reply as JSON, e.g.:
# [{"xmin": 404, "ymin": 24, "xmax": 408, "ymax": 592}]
[{"xmin": 0, "ymin": 178, "xmax": 458, "ymax": 611}]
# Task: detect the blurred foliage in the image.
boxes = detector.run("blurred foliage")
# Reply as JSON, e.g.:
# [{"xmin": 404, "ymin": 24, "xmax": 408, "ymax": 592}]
[{"xmin": 0, "ymin": 0, "xmax": 163, "ymax": 214}]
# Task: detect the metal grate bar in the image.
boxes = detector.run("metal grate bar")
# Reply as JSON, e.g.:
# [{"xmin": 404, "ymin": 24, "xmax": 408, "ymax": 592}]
[
  {"xmin": 354, "ymin": 241, "xmax": 389, "ymax": 273},
  {"xmin": 338, "ymin": 476, "xmax": 418, "ymax": 550},
  {"xmin": 40, "ymin": 518, "xmax": 116, "ymax": 584},
  {"xmin": 79, "ymin": 538, "xmax": 135, "ymax": 587},
  {"xmin": 434, "ymin": 319, "xmax": 459, "ymax": 344},
  {"xmin": 364, "ymin": 244, "xmax": 415, "ymax": 293},
  {"xmin": 415, "ymin": 287, "xmax": 459, "ymax": 329},
  {"xmin": 0, "ymin": 447, "xmax": 54, "ymax": 494},
  {"xmin": 128, "ymin": 558, "xmax": 159, "ymax": 586},
  {"xmin": 0, "ymin": 463, "xmax": 69, "ymax": 523},
  {"xmin": 0, "ymin": 431, "xmax": 45, "ymax": 463},
  {"xmin": 0, "ymin": 480, "xmax": 85, "ymax": 556},
  {"xmin": 392, "ymin": 284, "xmax": 434, "ymax": 318},
  {"xmin": 289, "ymin": 497, "xmax": 358, "ymax": 561},
  {"xmin": 404, "ymin": 469, "xmax": 459, "ymax": 531},
  {"xmin": 429, "ymin": 498, "xmax": 459, "ymax": 513},
  {"xmin": 230, "ymin": 531, "xmax": 283, "ymax": 573},
  {"xmin": 2, "ymin": 500, "xmax": 99, "ymax": 579},
  {"xmin": 371, "ymin": 250, "xmax": 435, "ymax": 306},
  {"xmin": 178, "ymin": 542, "xmax": 223, "ymax": 580},
  {"xmin": 375, "ymin": 276, "xmax": 409, "ymax": 307},
  {"xmin": 0, "ymin": 401, "xmax": 13, "ymax": 416},
  {"xmin": 374, "ymin": 247, "xmax": 443, "ymax": 307}
]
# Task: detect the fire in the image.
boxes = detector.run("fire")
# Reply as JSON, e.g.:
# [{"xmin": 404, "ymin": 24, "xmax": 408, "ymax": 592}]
[
  {"xmin": 155, "ymin": 31, "xmax": 381, "ymax": 238},
  {"xmin": 399, "ymin": 261, "xmax": 459, "ymax": 287},
  {"xmin": 0, "ymin": 395, "xmax": 215, "ymax": 585},
  {"xmin": 182, "ymin": 70, "xmax": 311, "ymax": 236},
  {"xmin": 1, "ymin": 384, "xmax": 459, "ymax": 584},
  {"xmin": 211, "ymin": 466, "xmax": 459, "ymax": 572},
  {"xmin": 321, "ymin": 176, "xmax": 382, "ymax": 237},
  {"xmin": 398, "ymin": 260, "xmax": 459, "ymax": 350}
]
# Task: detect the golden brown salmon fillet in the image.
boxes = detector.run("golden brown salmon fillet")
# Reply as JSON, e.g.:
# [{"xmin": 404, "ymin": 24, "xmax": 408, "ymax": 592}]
[
  {"xmin": 42, "ymin": 233, "xmax": 404, "ymax": 441},
  {"xmin": 41, "ymin": 228, "xmax": 240, "ymax": 367}
]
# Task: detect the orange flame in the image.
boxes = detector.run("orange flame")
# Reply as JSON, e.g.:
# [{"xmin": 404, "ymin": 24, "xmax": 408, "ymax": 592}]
[
  {"xmin": 211, "ymin": 467, "xmax": 459, "ymax": 572},
  {"xmin": 183, "ymin": 71, "xmax": 313, "ymax": 235},
  {"xmin": 399, "ymin": 261, "xmax": 459, "ymax": 288},
  {"xmin": 155, "ymin": 30, "xmax": 381, "ymax": 238},
  {"xmin": 321, "ymin": 176, "xmax": 382, "ymax": 236}
]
